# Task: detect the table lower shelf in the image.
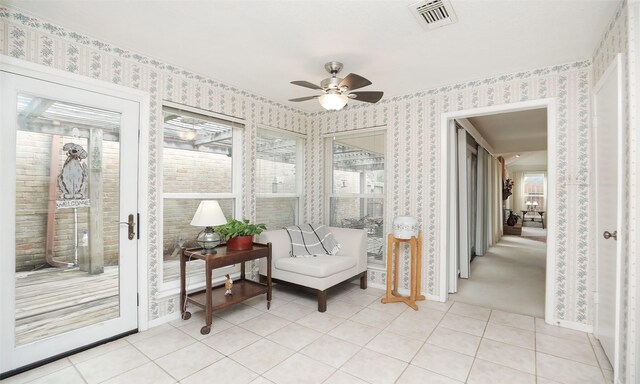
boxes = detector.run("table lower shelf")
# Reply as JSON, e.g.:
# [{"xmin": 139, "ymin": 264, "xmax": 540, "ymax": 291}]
[{"xmin": 185, "ymin": 279, "xmax": 268, "ymax": 313}]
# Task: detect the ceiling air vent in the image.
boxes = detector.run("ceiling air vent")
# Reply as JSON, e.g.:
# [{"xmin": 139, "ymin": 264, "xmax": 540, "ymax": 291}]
[{"xmin": 409, "ymin": 0, "xmax": 458, "ymax": 31}]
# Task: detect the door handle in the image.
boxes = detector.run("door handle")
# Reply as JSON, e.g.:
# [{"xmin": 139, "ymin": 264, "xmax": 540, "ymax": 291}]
[
  {"xmin": 118, "ymin": 214, "xmax": 136, "ymax": 240},
  {"xmin": 603, "ymin": 230, "xmax": 617, "ymax": 240}
]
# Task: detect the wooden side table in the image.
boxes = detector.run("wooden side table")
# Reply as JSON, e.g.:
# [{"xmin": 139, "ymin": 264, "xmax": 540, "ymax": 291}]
[
  {"xmin": 381, "ymin": 232, "xmax": 425, "ymax": 310},
  {"xmin": 180, "ymin": 243, "xmax": 272, "ymax": 334}
]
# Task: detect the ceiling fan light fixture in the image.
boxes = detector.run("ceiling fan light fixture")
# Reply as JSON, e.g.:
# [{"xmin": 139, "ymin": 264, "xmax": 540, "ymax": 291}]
[{"xmin": 319, "ymin": 93, "xmax": 348, "ymax": 111}]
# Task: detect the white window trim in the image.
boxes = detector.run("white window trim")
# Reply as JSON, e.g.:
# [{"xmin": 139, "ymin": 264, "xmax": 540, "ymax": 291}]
[
  {"xmin": 256, "ymin": 125, "xmax": 305, "ymax": 226},
  {"xmin": 158, "ymin": 104, "xmax": 244, "ymax": 296},
  {"xmin": 324, "ymin": 127, "xmax": 387, "ymax": 269},
  {"xmin": 522, "ymin": 171, "xmax": 547, "ymax": 209}
]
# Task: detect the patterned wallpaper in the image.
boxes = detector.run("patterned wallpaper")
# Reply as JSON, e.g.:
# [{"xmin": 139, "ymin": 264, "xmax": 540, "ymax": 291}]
[
  {"xmin": 0, "ymin": 10, "xmax": 636, "ymax": 377},
  {"xmin": 0, "ymin": 7, "xmax": 309, "ymax": 321},
  {"xmin": 308, "ymin": 61, "xmax": 593, "ymax": 325}
]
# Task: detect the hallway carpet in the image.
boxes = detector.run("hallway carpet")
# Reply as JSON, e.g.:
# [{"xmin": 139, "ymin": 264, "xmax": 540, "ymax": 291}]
[
  {"xmin": 450, "ymin": 235, "xmax": 547, "ymax": 318},
  {"xmin": 521, "ymin": 226, "xmax": 547, "ymax": 243}
]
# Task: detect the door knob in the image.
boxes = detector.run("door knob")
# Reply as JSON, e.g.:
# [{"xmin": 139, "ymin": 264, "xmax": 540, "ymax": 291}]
[{"xmin": 603, "ymin": 230, "xmax": 617, "ymax": 240}]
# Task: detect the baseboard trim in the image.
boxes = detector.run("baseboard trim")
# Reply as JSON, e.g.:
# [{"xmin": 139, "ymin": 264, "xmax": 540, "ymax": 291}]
[
  {"xmin": 371, "ymin": 284, "xmax": 442, "ymax": 303},
  {"xmin": 148, "ymin": 310, "xmax": 189, "ymax": 329},
  {"xmin": 550, "ymin": 318, "xmax": 593, "ymax": 333},
  {"xmin": 0, "ymin": 330, "xmax": 137, "ymax": 380}
]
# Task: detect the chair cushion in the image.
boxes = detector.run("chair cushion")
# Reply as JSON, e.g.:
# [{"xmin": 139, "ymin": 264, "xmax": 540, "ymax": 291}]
[{"xmin": 275, "ymin": 255, "xmax": 356, "ymax": 278}]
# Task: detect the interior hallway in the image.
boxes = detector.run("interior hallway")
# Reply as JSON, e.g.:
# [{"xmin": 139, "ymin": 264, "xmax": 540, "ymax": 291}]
[{"xmin": 450, "ymin": 227, "xmax": 547, "ymax": 318}]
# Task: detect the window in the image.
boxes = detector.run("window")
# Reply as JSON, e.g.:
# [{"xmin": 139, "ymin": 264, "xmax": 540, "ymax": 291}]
[
  {"xmin": 161, "ymin": 103, "xmax": 243, "ymax": 285},
  {"xmin": 523, "ymin": 172, "xmax": 545, "ymax": 210},
  {"xmin": 255, "ymin": 128, "xmax": 304, "ymax": 230},
  {"xmin": 327, "ymin": 129, "xmax": 386, "ymax": 267}
]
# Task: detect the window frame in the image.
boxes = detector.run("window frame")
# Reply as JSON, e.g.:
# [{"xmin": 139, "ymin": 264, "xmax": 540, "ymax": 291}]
[
  {"xmin": 255, "ymin": 125, "xmax": 305, "ymax": 229},
  {"xmin": 324, "ymin": 127, "xmax": 387, "ymax": 269},
  {"xmin": 158, "ymin": 101, "xmax": 244, "ymax": 296},
  {"xmin": 522, "ymin": 171, "xmax": 547, "ymax": 211}
]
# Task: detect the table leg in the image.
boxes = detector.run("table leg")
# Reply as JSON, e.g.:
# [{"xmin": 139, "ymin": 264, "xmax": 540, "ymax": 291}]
[
  {"xmin": 179, "ymin": 248, "xmax": 191, "ymax": 320},
  {"xmin": 416, "ymin": 232, "xmax": 425, "ymax": 301},
  {"xmin": 202, "ymin": 258, "xmax": 213, "ymax": 335},
  {"xmin": 409, "ymin": 237, "xmax": 417, "ymax": 306},
  {"xmin": 267, "ymin": 246, "xmax": 272, "ymax": 310},
  {"xmin": 393, "ymin": 240, "xmax": 400, "ymax": 295},
  {"xmin": 382, "ymin": 234, "xmax": 394, "ymax": 304}
]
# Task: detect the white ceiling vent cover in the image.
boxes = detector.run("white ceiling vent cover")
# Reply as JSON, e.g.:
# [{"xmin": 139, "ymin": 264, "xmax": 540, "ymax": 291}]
[{"xmin": 410, "ymin": 0, "xmax": 458, "ymax": 31}]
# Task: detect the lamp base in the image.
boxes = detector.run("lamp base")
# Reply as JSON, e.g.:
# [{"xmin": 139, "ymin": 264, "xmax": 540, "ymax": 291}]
[{"xmin": 200, "ymin": 248, "xmax": 218, "ymax": 255}]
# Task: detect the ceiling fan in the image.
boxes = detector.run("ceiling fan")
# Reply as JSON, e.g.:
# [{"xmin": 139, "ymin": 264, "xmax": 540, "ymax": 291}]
[{"xmin": 289, "ymin": 61, "xmax": 384, "ymax": 111}]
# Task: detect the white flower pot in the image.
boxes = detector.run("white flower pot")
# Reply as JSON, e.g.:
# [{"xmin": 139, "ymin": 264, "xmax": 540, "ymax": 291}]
[{"xmin": 392, "ymin": 216, "xmax": 419, "ymax": 239}]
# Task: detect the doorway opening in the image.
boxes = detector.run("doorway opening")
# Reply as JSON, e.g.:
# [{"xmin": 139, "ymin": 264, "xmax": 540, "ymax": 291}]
[{"xmin": 439, "ymin": 98, "xmax": 557, "ymax": 321}]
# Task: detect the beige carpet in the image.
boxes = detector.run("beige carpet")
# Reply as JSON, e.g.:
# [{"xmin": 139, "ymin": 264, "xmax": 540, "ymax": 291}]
[
  {"xmin": 449, "ymin": 234, "xmax": 547, "ymax": 318},
  {"xmin": 521, "ymin": 226, "xmax": 547, "ymax": 242}
]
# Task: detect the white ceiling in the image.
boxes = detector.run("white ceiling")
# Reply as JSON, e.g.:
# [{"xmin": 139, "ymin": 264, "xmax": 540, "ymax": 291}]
[
  {"xmin": 505, "ymin": 150, "xmax": 548, "ymax": 171},
  {"xmin": 3, "ymin": 0, "xmax": 620, "ymax": 113},
  {"xmin": 467, "ymin": 108, "xmax": 547, "ymax": 155}
]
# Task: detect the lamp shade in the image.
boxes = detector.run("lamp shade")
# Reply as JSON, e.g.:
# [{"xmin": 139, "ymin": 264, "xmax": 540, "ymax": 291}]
[
  {"xmin": 190, "ymin": 200, "xmax": 227, "ymax": 227},
  {"xmin": 319, "ymin": 93, "xmax": 348, "ymax": 111},
  {"xmin": 532, "ymin": 201, "xmax": 538, "ymax": 206}
]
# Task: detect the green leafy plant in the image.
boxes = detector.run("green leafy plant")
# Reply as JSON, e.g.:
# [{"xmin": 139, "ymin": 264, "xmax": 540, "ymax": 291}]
[{"xmin": 215, "ymin": 217, "xmax": 267, "ymax": 241}]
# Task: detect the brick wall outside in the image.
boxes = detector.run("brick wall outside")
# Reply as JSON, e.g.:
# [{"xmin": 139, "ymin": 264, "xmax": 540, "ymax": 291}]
[
  {"xmin": 163, "ymin": 147, "xmax": 232, "ymax": 193},
  {"xmin": 256, "ymin": 197, "xmax": 298, "ymax": 230},
  {"xmin": 16, "ymin": 132, "xmax": 120, "ymax": 271},
  {"xmin": 161, "ymin": 153, "xmax": 299, "ymax": 265}
]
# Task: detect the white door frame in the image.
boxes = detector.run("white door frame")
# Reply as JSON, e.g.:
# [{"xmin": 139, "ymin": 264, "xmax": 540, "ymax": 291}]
[
  {"xmin": 439, "ymin": 98, "xmax": 557, "ymax": 323},
  {"xmin": 0, "ymin": 56, "xmax": 150, "ymax": 369}
]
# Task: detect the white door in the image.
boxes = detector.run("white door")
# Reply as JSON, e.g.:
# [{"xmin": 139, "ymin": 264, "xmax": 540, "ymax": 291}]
[
  {"xmin": 0, "ymin": 70, "xmax": 139, "ymax": 373},
  {"xmin": 593, "ymin": 53, "xmax": 624, "ymax": 374},
  {"xmin": 475, "ymin": 147, "xmax": 487, "ymax": 256},
  {"xmin": 457, "ymin": 127, "xmax": 471, "ymax": 279}
]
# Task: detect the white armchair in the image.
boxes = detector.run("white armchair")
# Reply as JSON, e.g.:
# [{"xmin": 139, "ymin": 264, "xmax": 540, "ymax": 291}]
[{"xmin": 257, "ymin": 227, "xmax": 368, "ymax": 312}]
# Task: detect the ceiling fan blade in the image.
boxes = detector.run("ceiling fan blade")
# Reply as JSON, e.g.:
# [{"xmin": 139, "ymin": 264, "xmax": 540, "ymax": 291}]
[
  {"xmin": 349, "ymin": 91, "xmax": 384, "ymax": 103},
  {"xmin": 339, "ymin": 73, "xmax": 372, "ymax": 91},
  {"xmin": 288, "ymin": 95, "xmax": 319, "ymax": 102},
  {"xmin": 290, "ymin": 81, "xmax": 323, "ymax": 90}
]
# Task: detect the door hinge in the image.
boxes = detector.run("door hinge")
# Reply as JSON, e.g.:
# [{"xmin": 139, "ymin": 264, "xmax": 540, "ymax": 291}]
[
  {"xmin": 137, "ymin": 213, "xmax": 140, "ymax": 240},
  {"xmin": 137, "ymin": 293, "xmax": 139, "ymax": 307}
]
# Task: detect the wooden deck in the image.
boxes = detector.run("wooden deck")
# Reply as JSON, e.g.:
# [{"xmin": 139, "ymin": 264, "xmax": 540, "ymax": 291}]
[{"xmin": 15, "ymin": 266, "xmax": 119, "ymax": 345}]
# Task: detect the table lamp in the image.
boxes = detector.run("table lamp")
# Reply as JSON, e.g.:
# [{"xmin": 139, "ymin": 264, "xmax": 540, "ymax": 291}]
[
  {"xmin": 532, "ymin": 201, "xmax": 538, "ymax": 210},
  {"xmin": 190, "ymin": 200, "xmax": 227, "ymax": 254},
  {"xmin": 526, "ymin": 201, "xmax": 532, "ymax": 210}
]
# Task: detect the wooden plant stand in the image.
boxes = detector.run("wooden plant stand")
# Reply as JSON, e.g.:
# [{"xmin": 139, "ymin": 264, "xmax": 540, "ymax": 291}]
[{"xmin": 381, "ymin": 232, "xmax": 425, "ymax": 310}]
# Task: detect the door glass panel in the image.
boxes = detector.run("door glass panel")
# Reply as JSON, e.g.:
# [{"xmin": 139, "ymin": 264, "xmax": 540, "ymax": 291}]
[{"xmin": 14, "ymin": 94, "xmax": 121, "ymax": 346}]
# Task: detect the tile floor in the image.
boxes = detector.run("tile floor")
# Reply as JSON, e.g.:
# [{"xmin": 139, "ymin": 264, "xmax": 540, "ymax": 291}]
[{"xmin": 2, "ymin": 284, "xmax": 614, "ymax": 384}]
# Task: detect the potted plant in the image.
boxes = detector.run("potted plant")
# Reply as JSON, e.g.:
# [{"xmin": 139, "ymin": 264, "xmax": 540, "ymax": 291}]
[
  {"xmin": 506, "ymin": 211, "xmax": 521, "ymax": 226},
  {"xmin": 215, "ymin": 218, "xmax": 267, "ymax": 251}
]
